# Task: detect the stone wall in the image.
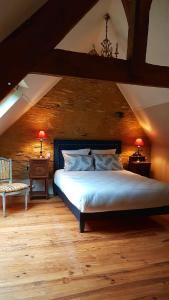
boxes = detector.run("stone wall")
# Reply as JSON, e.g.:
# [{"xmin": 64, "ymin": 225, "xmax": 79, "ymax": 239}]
[{"xmin": 0, "ymin": 77, "xmax": 150, "ymax": 180}]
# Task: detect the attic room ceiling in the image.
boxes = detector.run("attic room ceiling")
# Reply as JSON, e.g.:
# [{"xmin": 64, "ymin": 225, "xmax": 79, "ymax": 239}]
[
  {"xmin": 0, "ymin": 0, "xmax": 169, "ymax": 104},
  {"xmin": 32, "ymin": 0, "xmax": 169, "ymax": 89},
  {"xmin": 0, "ymin": 0, "xmax": 169, "ymax": 142}
]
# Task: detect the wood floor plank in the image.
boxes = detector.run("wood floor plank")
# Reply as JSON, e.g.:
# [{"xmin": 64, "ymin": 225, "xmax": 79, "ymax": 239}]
[{"xmin": 0, "ymin": 197, "xmax": 169, "ymax": 299}]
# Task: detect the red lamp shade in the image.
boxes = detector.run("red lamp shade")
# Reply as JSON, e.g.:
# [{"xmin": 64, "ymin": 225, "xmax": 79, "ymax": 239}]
[
  {"xmin": 37, "ymin": 130, "xmax": 47, "ymax": 139},
  {"xmin": 134, "ymin": 138, "xmax": 144, "ymax": 147}
]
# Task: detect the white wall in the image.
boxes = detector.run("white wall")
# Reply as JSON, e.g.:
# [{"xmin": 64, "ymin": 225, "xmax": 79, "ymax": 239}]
[
  {"xmin": 151, "ymin": 145, "xmax": 169, "ymax": 182},
  {"xmin": 143, "ymin": 102, "xmax": 169, "ymax": 183}
]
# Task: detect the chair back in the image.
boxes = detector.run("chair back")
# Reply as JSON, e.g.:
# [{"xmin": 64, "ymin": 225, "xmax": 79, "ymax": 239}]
[{"xmin": 0, "ymin": 157, "xmax": 12, "ymax": 183}]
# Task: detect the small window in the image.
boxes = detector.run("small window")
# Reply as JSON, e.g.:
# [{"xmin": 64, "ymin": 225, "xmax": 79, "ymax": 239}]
[{"xmin": 0, "ymin": 89, "xmax": 22, "ymax": 118}]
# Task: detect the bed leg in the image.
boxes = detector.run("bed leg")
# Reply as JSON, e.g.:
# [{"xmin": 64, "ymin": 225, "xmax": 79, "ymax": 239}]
[{"xmin": 80, "ymin": 215, "xmax": 85, "ymax": 233}]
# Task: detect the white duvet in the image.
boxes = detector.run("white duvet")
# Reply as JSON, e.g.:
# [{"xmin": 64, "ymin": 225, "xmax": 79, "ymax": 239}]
[{"xmin": 54, "ymin": 169, "xmax": 169, "ymax": 213}]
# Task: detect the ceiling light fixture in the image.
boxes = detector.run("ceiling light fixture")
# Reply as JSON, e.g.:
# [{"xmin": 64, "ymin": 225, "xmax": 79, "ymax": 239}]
[{"xmin": 89, "ymin": 13, "xmax": 119, "ymax": 58}]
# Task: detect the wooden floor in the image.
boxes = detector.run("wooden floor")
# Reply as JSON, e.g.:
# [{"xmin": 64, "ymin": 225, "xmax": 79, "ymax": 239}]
[{"xmin": 0, "ymin": 197, "xmax": 169, "ymax": 299}]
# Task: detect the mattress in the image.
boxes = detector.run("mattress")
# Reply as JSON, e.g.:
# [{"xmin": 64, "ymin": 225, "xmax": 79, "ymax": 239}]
[{"xmin": 54, "ymin": 169, "xmax": 169, "ymax": 213}]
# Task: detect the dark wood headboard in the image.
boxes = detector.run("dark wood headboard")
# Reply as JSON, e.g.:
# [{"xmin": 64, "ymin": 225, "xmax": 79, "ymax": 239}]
[{"xmin": 54, "ymin": 139, "xmax": 121, "ymax": 171}]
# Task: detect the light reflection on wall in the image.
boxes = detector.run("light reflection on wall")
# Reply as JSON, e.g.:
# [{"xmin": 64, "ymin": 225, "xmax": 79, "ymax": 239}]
[
  {"xmin": 151, "ymin": 145, "xmax": 169, "ymax": 183},
  {"xmin": 134, "ymin": 108, "xmax": 156, "ymax": 138}
]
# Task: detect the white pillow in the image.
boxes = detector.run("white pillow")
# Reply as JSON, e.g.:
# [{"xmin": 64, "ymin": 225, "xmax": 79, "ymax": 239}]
[
  {"xmin": 93, "ymin": 154, "xmax": 123, "ymax": 171},
  {"xmin": 64, "ymin": 154, "xmax": 94, "ymax": 171},
  {"xmin": 91, "ymin": 149, "xmax": 116, "ymax": 155},
  {"xmin": 62, "ymin": 148, "xmax": 90, "ymax": 156}
]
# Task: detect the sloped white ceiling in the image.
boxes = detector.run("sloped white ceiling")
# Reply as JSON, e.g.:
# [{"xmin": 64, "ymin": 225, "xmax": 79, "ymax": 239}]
[
  {"xmin": 56, "ymin": 0, "xmax": 109, "ymax": 54},
  {"xmin": 0, "ymin": 0, "xmax": 47, "ymax": 42},
  {"xmin": 57, "ymin": 0, "xmax": 128, "ymax": 59},
  {"xmin": 147, "ymin": 0, "xmax": 169, "ymax": 67},
  {"xmin": 118, "ymin": 84, "xmax": 169, "ymax": 109}
]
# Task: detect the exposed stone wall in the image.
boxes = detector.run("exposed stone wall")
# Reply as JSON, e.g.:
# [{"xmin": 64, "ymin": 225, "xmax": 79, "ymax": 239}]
[{"xmin": 0, "ymin": 77, "xmax": 150, "ymax": 180}]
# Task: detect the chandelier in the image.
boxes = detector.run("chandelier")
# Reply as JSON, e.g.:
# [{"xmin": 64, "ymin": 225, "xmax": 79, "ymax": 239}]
[{"xmin": 89, "ymin": 13, "xmax": 119, "ymax": 59}]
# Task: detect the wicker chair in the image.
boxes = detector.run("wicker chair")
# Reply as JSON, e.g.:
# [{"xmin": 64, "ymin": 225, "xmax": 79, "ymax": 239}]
[{"xmin": 0, "ymin": 157, "xmax": 29, "ymax": 217}]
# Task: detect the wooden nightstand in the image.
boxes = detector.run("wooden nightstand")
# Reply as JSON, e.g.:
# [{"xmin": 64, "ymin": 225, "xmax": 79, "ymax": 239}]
[
  {"xmin": 29, "ymin": 159, "xmax": 49, "ymax": 199},
  {"xmin": 128, "ymin": 161, "xmax": 151, "ymax": 177}
]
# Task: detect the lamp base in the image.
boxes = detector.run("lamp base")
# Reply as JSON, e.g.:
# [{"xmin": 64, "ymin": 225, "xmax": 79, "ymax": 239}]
[
  {"xmin": 129, "ymin": 155, "xmax": 145, "ymax": 163},
  {"xmin": 39, "ymin": 151, "xmax": 43, "ymax": 159},
  {"xmin": 132, "ymin": 152, "xmax": 142, "ymax": 157}
]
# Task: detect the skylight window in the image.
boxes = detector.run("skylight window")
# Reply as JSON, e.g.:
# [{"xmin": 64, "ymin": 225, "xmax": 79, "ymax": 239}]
[{"xmin": 0, "ymin": 89, "xmax": 22, "ymax": 118}]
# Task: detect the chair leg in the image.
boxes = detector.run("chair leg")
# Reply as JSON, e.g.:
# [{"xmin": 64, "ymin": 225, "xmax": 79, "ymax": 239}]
[
  {"xmin": 25, "ymin": 189, "xmax": 29, "ymax": 210},
  {"xmin": 2, "ymin": 193, "xmax": 6, "ymax": 217}
]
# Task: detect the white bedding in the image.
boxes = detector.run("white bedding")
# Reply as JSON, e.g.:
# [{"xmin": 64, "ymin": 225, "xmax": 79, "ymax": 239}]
[{"xmin": 54, "ymin": 169, "xmax": 169, "ymax": 213}]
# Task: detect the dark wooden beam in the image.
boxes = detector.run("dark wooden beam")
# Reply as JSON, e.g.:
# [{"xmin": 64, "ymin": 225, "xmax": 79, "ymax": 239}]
[
  {"xmin": 32, "ymin": 49, "xmax": 130, "ymax": 83},
  {"xmin": 121, "ymin": 0, "xmax": 134, "ymax": 25},
  {"xmin": 142, "ymin": 64, "xmax": 169, "ymax": 88},
  {"xmin": 128, "ymin": 0, "xmax": 152, "ymax": 72},
  {"xmin": 121, "ymin": 1, "xmax": 169, "ymax": 87},
  {"xmin": 32, "ymin": 49, "xmax": 169, "ymax": 88},
  {"xmin": 122, "ymin": 0, "xmax": 137, "ymax": 60},
  {"xmin": 0, "ymin": 0, "xmax": 99, "ymax": 101}
]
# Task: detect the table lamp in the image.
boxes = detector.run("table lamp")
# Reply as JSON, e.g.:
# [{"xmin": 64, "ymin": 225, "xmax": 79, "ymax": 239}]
[
  {"xmin": 37, "ymin": 130, "xmax": 47, "ymax": 158},
  {"xmin": 134, "ymin": 138, "xmax": 144, "ymax": 156}
]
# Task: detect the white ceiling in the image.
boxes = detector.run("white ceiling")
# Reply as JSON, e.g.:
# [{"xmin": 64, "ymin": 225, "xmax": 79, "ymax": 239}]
[
  {"xmin": 147, "ymin": 0, "xmax": 169, "ymax": 67},
  {"xmin": 0, "ymin": 0, "xmax": 47, "ymax": 42},
  {"xmin": 57, "ymin": 0, "xmax": 128, "ymax": 60}
]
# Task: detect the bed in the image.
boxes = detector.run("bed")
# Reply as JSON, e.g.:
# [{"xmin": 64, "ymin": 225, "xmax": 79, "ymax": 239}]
[{"xmin": 53, "ymin": 139, "xmax": 169, "ymax": 232}]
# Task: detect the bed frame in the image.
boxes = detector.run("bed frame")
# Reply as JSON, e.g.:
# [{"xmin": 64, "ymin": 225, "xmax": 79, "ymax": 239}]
[{"xmin": 53, "ymin": 139, "xmax": 169, "ymax": 232}]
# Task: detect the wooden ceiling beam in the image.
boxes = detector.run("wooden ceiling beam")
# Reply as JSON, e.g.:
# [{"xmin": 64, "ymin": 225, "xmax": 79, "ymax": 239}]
[
  {"xmin": 142, "ymin": 64, "xmax": 169, "ymax": 88},
  {"xmin": 0, "ymin": 0, "xmax": 99, "ymax": 101},
  {"xmin": 128, "ymin": 0, "xmax": 152, "ymax": 72},
  {"xmin": 122, "ymin": 0, "xmax": 137, "ymax": 60},
  {"xmin": 32, "ymin": 49, "xmax": 130, "ymax": 83},
  {"xmin": 120, "ymin": 0, "xmax": 169, "ymax": 87},
  {"xmin": 32, "ymin": 49, "xmax": 169, "ymax": 88},
  {"xmin": 121, "ymin": 0, "xmax": 131, "ymax": 25}
]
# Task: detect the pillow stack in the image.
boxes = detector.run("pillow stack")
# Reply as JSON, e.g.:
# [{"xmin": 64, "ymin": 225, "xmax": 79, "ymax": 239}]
[{"xmin": 62, "ymin": 148, "xmax": 123, "ymax": 171}]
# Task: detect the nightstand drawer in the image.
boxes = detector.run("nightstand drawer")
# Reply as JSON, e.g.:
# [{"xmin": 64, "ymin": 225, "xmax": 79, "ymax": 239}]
[
  {"xmin": 128, "ymin": 162, "xmax": 151, "ymax": 177},
  {"xmin": 29, "ymin": 159, "xmax": 49, "ymax": 178}
]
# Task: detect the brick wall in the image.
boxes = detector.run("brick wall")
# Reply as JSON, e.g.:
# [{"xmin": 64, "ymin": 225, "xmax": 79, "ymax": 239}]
[{"xmin": 0, "ymin": 77, "xmax": 150, "ymax": 180}]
